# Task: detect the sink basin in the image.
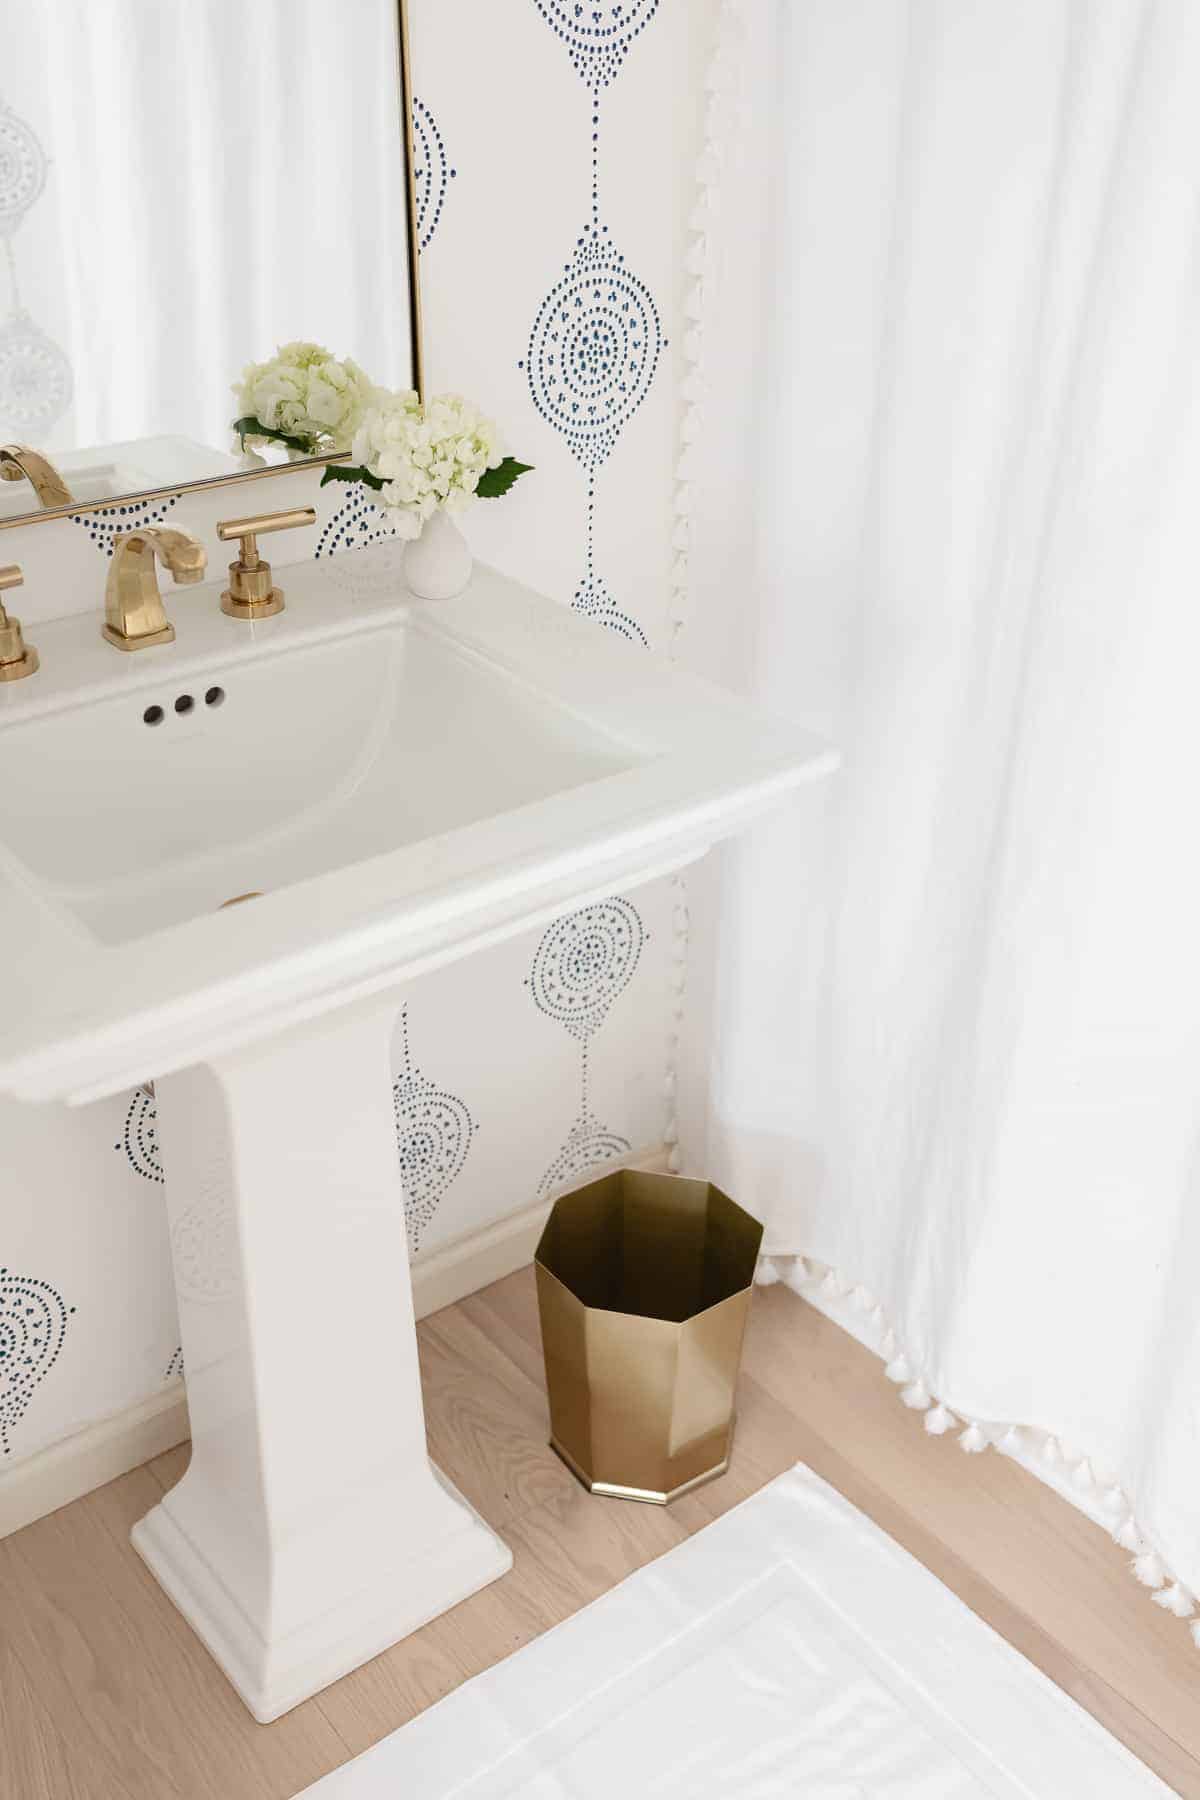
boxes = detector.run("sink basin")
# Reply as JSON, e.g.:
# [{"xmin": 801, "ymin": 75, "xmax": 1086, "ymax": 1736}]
[
  {"xmin": 0, "ymin": 619, "xmax": 638, "ymax": 945},
  {"xmin": 0, "ymin": 545, "xmax": 835, "ymax": 1723},
  {"xmin": 0, "ymin": 553, "xmax": 833, "ymax": 1105}
]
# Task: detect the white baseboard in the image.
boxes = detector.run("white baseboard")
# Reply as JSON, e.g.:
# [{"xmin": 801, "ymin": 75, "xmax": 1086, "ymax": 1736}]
[
  {"xmin": 0, "ymin": 1145, "xmax": 669, "ymax": 1541},
  {"xmin": 409, "ymin": 1142, "xmax": 668, "ymax": 1322},
  {"xmin": 0, "ymin": 1384, "xmax": 191, "ymax": 1541}
]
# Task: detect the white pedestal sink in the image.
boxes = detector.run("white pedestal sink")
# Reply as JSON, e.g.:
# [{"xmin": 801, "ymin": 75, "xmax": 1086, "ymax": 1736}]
[{"xmin": 0, "ymin": 548, "xmax": 834, "ymax": 1720}]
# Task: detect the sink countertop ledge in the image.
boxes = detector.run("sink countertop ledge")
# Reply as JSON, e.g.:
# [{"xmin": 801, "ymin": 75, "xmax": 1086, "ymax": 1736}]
[{"xmin": 0, "ymin": 551, "xmax": 836, "ymax": 1105}]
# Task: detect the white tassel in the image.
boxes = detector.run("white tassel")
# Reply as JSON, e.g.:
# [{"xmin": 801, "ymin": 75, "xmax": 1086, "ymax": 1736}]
[
  {"xmin": 667, "ymin": 1147, "xmax": 682, "ymax": 1174},
  {"xmin": 901, "ymin": 1380, "xmax": 932, "ymax": 1411},
  {"xmin": 998, "ymin": 1426, "xmax": 1024, "ymax": 1454},
  {"xmin": 1133, "ymin": 1551, "xmax": 1168, "ymax": 1590},
  {"xmin": 1113, "ymin": 1517, "xmax": 1143, "ymax": 1554},
  {"xmin": 851, "ymin": 1285, "xmax": 873, "ymax": 1312},
  {"xmin": 755, "ymin": 1257, "xmax": 780, "ymax": 1288},
  {"xmin": 870, "ymin": 1303, "xmax": 886, "ymax": 1329},
  {"xmin": 885, "ymin": 1355, "xmax": 913, "ymax": 1385},
  {"xmin": 924, "ymin": 1402, "xmax": 957, "ymax": 1436},
  {"xmin": 1100, "ymin": 1484, "xmax": 1127, "ymax": 1516},
  {"xmin": 1072, "ymin": 1458, "xmax": 1096, "ymax": 1492},
  {"xmin": 881, "ymin": 1330, "xmax": 898, "ymax": 1359},
  {"xmin": 1153, "ymin": 1582, "xmax": 1196, "ymax": 1619},
  {"xmin": 958, "ymin": 1422, "xmax": 989, "ymax": 1454},
  {"xmin": 782, "ymin": 1258, "xmax": 810, "ymax": 1295},
  {"xmin": 819, "ymin": 1269, "xmax": 846, "ymax": 1299},
  {"xmin": 1042, "ymin": 1436, "xmax": 1062, "ymax": 1466}
]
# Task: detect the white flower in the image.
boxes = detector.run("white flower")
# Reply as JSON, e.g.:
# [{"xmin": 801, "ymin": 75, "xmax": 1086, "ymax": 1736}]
[
  {"xmin": 233, "ymin": 341, "xmax": 376, "ymax": 454},
  {"xmin": 351, "ymin": 390, "xmax": 505, "ymax": 531}
]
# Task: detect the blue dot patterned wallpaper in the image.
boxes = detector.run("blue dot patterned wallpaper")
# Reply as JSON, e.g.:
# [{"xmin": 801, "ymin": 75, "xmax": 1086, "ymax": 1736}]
[
  {"xmin": 520, "ymin": 2, "xmax": 664, "ymax": 647},
  {"xmin": 412, "ymin": 97, "xmax": 457, "ymax": 252},
  {"xmin": 393, "ymin": 1005, "xmax": 476, "ymax": 1252},
  {"xmin": 0, "ymin": 1269, "xmax": 74, "ymax": 1457},
  {"xmin": 71, "ymin": 495, "xmax": 180, "ymax": 558},
  {"xmin": 118, "ymin": 1089, "xmax": 162, "ymax": 1185},
  {"xmin": 0, "ymin": 0, "xmax": 700, "ymax": 1470},
  {"xmin": 528, "ymin": 897, "xmax": 648, "ymax": 1192}
]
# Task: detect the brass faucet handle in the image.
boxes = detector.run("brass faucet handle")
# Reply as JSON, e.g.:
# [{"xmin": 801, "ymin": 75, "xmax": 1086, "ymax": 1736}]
[
  {"xmin": 216, "ymin": 506, "xmax": 316, "ymax": 621},
  {"xmin": 0, "ymin": 564, "xmax": 39, "ymax": 682}
]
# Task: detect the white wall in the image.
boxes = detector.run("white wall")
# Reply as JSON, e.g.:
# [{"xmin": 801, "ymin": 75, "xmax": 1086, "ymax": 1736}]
[{"xmin": 0, "ymin": 0, "xmax": 714, "ymax": 1476}]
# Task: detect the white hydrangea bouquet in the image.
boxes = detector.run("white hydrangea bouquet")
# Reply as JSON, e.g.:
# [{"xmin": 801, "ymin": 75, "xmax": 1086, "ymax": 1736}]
[
  {"xmin": 322, "ymin": 387, "xmax": 531, "ymax": 539},
  {"xmin": 231, "ymin": 344, "xmax": 531, "ymax": 597},
  {"xmin": 232, "ymin": 340, "xmax": 375, "ymax": 461}
]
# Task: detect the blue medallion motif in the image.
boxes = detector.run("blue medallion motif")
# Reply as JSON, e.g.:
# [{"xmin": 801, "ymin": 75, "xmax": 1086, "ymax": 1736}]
[
  {"xmin": 531, "ymin": 1, "xmax": 661, "ymax": 92},
  {"xmin": 412, "ymin": 97, "xmax": 456, "ymax": 253},
  {"xmin": 116, "ymin": 1088, "xmax": 163, "ymax": 1185},
  {"xmin": 525, "ymin": 223, "xmax": 663, "ymax": 474},
  {"xmin": 315, "ymin": 484, "xmax": 399, "ymax": 559},
  {"xmin": 528, "ymin": 898, "xmax": 645, "ymax": 1193},
  {"xmin": 393, "ymin": 1007, "xmax": 476, "ymax": 1252},
  {"xmin": 573, "ymin": 568, "xmax": 648, "ymax": 647},
  {"xmin": 0, "ymin": 1267, "xmax": 74, "ymax": 1455},
  {"xmin": 72, "ymin": 495, "xmax": 179, "ymax": 559}
]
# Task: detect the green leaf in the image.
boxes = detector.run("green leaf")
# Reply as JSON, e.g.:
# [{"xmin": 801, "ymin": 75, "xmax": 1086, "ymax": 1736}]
[
  {"xmin": 232, "ymin": 415, "xmax": 320, "ymax": 457},
  {"xmin": 476, "ymin": 457, "xmax": 533, "ymax": 500},
  {"xmin": 319, "ymin": 463, "xmax": 387, "ymax": 491}
]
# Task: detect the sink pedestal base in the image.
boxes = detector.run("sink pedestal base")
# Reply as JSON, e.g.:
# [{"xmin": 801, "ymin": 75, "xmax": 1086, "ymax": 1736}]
[{"xmin": 132, "ymin": 997, "xmax": 512, "ymax": 1723}]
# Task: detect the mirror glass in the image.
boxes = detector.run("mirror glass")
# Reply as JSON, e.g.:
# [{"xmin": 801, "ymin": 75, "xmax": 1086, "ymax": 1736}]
[{"xmin": 0, "ymin": 0, "xmax": 417, "ymax": 524}]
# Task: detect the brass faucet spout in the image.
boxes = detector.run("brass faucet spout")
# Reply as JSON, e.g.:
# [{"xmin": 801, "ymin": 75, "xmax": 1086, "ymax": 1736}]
[
  {"xmin": 0, "ymin": 444, "xmax": 75, "ymax": 510},
  {"xmin": 103, "ymin": 528, "xmax": 208, "ymax": 652}
]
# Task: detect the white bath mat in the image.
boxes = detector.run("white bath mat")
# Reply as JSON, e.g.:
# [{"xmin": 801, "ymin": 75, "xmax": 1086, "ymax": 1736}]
[{"xmin": 301, "ymin": 1464, "xmax": 1168, "ymax": 1798}]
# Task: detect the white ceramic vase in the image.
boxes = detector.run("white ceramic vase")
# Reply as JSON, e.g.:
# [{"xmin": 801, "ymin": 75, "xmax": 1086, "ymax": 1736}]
[{"xmin": 404, "ymin": 509, "xmax": 473, "ymax": 601}]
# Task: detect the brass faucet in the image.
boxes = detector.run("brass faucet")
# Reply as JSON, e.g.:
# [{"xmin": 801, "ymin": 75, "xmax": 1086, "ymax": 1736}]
[
  {"xmin": 0, "ymin": 444, "xmax": 74, "ymax": 510},
  {"xmin": 0, "ymin": 566, "xmax": 38, "ymax": 680},
  {"xmin": 103, "ymin": 528, "xmax": 208, "ymax": 651}
]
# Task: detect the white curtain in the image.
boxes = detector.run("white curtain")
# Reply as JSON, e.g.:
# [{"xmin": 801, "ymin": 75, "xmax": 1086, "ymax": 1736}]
[
  {"xmin": 690, "ymin": 0, "xmax": 1200, "ymax": 1603},
  {"xmin": 4, "ymin": 0, "xmax": 412, "ymax": 454}
]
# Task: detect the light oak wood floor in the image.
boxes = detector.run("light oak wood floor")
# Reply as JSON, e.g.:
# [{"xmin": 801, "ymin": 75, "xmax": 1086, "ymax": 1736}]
[{"xmin": 1, "ymin": 1272, "xmax": 1197, "ymax": 1798}]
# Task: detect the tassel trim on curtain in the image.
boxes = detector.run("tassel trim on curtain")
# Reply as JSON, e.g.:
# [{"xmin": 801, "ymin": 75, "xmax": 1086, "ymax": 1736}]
[{"xmin": 755, "ymin": 1254, "xmax": 1200, "ymax": 1647}]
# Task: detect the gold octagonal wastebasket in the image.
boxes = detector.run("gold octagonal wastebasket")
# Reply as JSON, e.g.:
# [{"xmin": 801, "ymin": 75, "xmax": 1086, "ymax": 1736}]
[{"xmin": 534, "ymin": 1169, "xmax": 763, "ymax": 1504}]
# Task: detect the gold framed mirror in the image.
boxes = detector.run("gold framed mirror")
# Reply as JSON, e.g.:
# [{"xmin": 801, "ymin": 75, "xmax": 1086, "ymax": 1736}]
[{"xmin": 0, "ymin": 0, "xmax": 422, "ymax": 532}]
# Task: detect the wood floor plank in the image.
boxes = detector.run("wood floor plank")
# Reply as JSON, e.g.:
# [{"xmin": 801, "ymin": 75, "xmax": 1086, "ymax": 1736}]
[
  {"xmin": 146, "ymin": 1441, "xmax": 190, "ymax": 1493},
  {"xmin": 0, "ymin": 1466, "xmax": 348, "ymax": 1800},
  {"xmin": 0, "ymin": 1641, "xmax": 126, "ymax": 1800},
  {"xmin": 2, "ymin": 1270, "xmax": 1197, "ymax": 1796},
  {"xmin": 501, "ymin": 1472, "xmax": 687, "ymax": 1634},
  {"xmin": 458, "ymin": 1266, "xmax": 547, "ymax": 1390},
  {"xmin": 417, "ymin": 1308, "xmax": 577, "ymax": 1529}
]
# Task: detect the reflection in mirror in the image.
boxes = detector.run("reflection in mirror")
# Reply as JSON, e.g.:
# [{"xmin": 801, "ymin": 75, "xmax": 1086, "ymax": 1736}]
[{"xmin": 0, "ymin": 0, "xmax": 418, "ymax": 524}]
